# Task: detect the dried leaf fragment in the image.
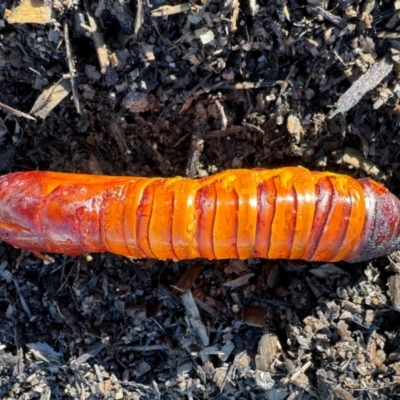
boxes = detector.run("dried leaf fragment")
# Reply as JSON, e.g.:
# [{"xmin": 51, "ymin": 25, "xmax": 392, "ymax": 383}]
[
  {"xmin": 5, "ymin": 0, "xmax": 53, "ymax": 24},
  {"xmin": 27, "ymin": 342, "xmax": 62, "ymax": 363},
  {"xmin": 328, "ymin": 56, "xmax": 394, "ymax": 119},
  {"xmin": 223, "ymin": 273, "xmax": 254, "ymax": 288},
  {"xmin": 30, "ymin": 79, "xmax": 72, "ymax": 119}
]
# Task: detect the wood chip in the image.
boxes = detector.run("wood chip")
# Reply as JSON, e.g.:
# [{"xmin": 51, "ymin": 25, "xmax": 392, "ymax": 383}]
[
  {"xmin": 172, "ymin": 264, "xmax": 203, "ymax": 295},
  {"xmin": 181, "ymin": 291, "xmax": 209, "ymax": 346},
  {"xmin": 27, "ymin": 343, "xmax": 62, "ymax": 363},
  {"xmin": 333, "ymin": 387, "xmax": 356, "ymax": 400},
  {"xmin": 242, "ymin": 306, "xmax": 267, "ymax": 328},
  {"xmin": 151, "ymin": 3, "xmax": 192, "ymax": 17},
  {"xmin": 255, "ymin": 334, "xmax": 281, "ymax": 371},
  {"xmin": 13, "ymin": 278, "xmax": 32, "ymax": 319},
  {"xmin": 309, "ymin": 263, "xmax": 348, "ymax": 279},
  {"xmin": 194, "ymin": 28, "xmax": 215, "ymax": 45},
  {"xmin": 4, "ymin": 0, "xmax": 54, "ymax": 24},
  {"xmin": 334, "ymin": 147, "xmax": 384, "ymax": 178},
  {"xmin": 286, "ymin": 114, "xmax": 303, "ymax": 143},
  {"xmin": 388, "ymin": 275, "xmax": 400, "ymax": 311},
  {"xmin": 223, "ymin": 273, "xmax": 254, "ymax": 288},
  {"xmin": 213, "ymin": 364, "xmax": 229, "ymax": 392},
  {"xmin": 254, "ymin": 370, "xmax": 275, "ymax": 390}
]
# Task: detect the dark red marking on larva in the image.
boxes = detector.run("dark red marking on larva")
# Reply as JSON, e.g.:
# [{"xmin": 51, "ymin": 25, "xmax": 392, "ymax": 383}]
[
  {"xmin": 304, "ymin": 177, "xmax": 334, "ymax": 261},
  {"xmin": 287, "ymin": 185, "xmax": 297, "ymax": 258},
  {"xmin": 231, "ymin": 187, "xmax": 240, "ymax": 259},
  {"xmin": 351, "ymin": 179, "xmax": 378, "ymax": 262},
  {"xmin": 168, "ymin": 192, "xmax": 179, "ymax": 261},
  {"xmin": 361, "ymin": 180, "xmax": 400, "ymax": 260},
  {"xmin": 325, "ymin": 176, "xmax": 352, "ymax": 261},
  {"xmin": 136, "ymin": 183, "xmax": 156, "ymax": 258},
  {"xmin": 147, "ymin": 180, "xmax": 177, "ymax": 260},
  {"xmin": 0, "ymin": 168, "xmax": 399, "ymax": 263}
]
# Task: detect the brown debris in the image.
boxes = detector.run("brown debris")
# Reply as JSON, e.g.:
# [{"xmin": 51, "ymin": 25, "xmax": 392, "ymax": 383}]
[
  {"xmin": 171, "ymin": 264, "xmax": 203, "ymax": 295},
  {"xmin": 334, "ymin": 147, "xmax": 384, "ymax": 179},
  {"xmin": 123, "ymin": 92, "xmax": 149, "ymax": 114},
  {"xmin": 242, "ymin": 306, "xmax": 268, "ymax": 328}
]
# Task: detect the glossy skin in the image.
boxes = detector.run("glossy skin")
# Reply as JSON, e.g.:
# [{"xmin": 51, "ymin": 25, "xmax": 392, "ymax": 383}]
[{"xmin": 0, "ymin": 167, "xmax": 399, "ymax": 262}]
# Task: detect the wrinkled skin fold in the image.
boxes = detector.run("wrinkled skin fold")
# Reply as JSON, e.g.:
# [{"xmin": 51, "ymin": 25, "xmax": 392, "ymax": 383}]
[{"xmin": 0, "ymin": 167, "xmax": 398, "ymax": 262}]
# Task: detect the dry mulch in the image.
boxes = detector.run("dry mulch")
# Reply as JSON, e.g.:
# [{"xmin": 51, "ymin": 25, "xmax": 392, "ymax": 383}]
[{"xmin": 1, "ymin": 0, "xmax": 400, "ymax": 399}]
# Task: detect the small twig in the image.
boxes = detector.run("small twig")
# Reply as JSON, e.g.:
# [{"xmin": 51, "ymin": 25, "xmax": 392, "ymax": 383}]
[
  {"xmin": 0, "ymin": 101, "xmax": 36, "ymax": 121},
  {"xmin": 213, "ymin": 80, "xmax": 278, "ymax": 90},
  {"xmin": 289, "ymin": 360, "xmax": 312, "ymax": 383},
  {"xmin": 151, "ymin": 3, "xmax": 191, "ymax": 17},
  {"xmin": 94, "ymin": 0, "xmax": 106, "ymax": 16},
  {"xmin": 186, "ymin": 102, "xmax": 207, "ymax": 178},
  {"xmin": 82, "ymin": 0, "xmax": 109, "ymax": 73},
  {"xmin": 206, "ymin": 125, "xmax": 249, "ymax": 138},
  {"xmin": 63, "ymin": 22, "xmax": 81, "ymax": 114},
  {"xmin": 133, "ymin": 0, "xmax": 144, "ymax": 38},
  {"xmin": 308, "ymin": 6, "xmax": 346, "ymax": 29},
  {"xmin": 260, "ymin": 65, "xmax": 295, "ymax": 131},
  {"xmin": 215, "ymin": 99, "xmax": 227, "ymax": 131},
  {"xmin": 13, "ymin": 278, "xmax": 32, "ymax": 319}
]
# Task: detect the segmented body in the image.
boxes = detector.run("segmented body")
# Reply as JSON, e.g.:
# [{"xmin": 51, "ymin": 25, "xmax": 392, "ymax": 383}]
[{"xmin": 0, "ymin": 167, "xmax": 399, "ymax": 262}]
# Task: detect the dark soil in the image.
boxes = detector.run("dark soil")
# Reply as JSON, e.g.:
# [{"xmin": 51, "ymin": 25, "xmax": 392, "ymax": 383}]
[{"xmin": 1, "ymin": 0, "xmax": 400, "ymax": 399}]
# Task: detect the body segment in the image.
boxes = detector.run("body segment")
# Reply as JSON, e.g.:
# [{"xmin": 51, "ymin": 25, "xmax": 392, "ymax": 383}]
[{"xmin": 0, "ymin": 167, "xmax": 399, "ymax": 262}]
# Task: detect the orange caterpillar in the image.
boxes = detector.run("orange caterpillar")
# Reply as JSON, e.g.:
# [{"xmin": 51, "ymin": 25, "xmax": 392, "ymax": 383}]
[{"xmin": 0, "ymin": 167, "xmax": 398, "ymax": 262}]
